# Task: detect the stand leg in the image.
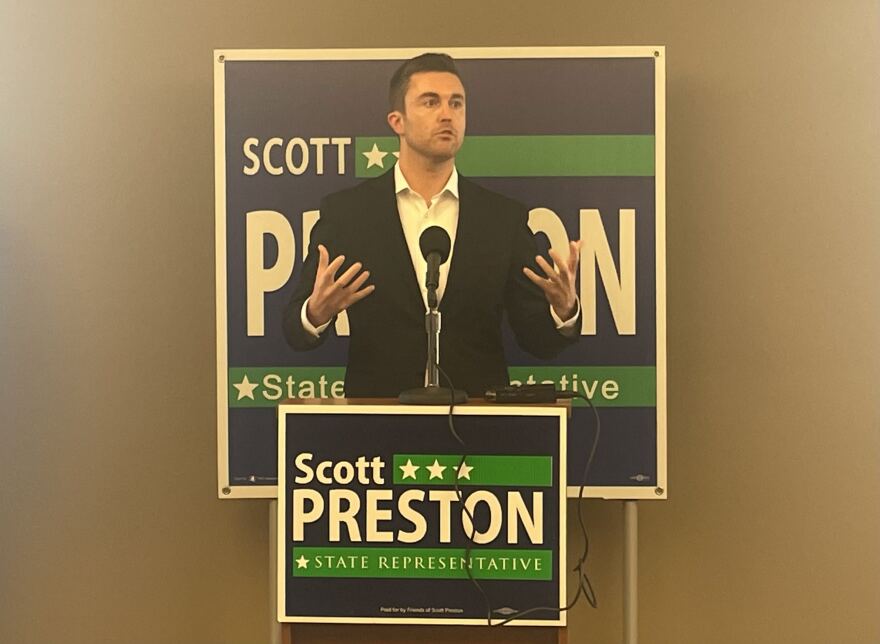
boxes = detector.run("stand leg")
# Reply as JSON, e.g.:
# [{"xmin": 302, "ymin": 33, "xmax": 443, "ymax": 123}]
[
  {"xmin": 270, "ymin": 500, "xmax": 282, "ymax": 644},
  {"xmin": 623, "ymin": 500, "xmax": 638, "ymax": 644}
]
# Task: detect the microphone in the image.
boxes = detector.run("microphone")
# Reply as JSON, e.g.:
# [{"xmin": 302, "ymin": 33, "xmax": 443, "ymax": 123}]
[
  {"xmin": 399, "ymin": 225, "xmax": 467, "ymax": 404},
  {"xmin": 419, "ymin": 226, "xmax": 451, "ymax": 309}
]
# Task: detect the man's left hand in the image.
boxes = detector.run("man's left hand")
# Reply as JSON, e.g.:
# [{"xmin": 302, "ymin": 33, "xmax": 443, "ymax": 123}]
[{"xmin": 523, "ymin": 240, "xmax": 581, "ymax": 320}]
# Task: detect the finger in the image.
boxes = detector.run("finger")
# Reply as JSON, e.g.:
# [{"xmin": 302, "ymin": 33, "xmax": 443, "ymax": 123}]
[
  {"xmin": 535, "ymin": 255, "xmax": 559, "ymax": 281},
  {"xmin": 337, "ymin": 261, "xmax": 363, "ymax": 287},
  {"xmin": 549, "ymin": 246, "xmax": 576, "ymax": 288},
  {"xmin": 568, "ymin": 240, "xmax": 581, "ymax": 273},
  {"xmin": 326, "ymin": 254, "xmax": 346, "ymax": 279},
  {"xmin": 346, "ymin": 269, "xmax": 371, "ymax": 292},
  {"xmin": 317, "ymin": 244, "xmax": 329, "ymax": 272},
  {"xmin": 547, "ymin": 247, "xmax": 568, "ymax": 279},
  {"xmin": 348, "ymin": 283, "xmax": 376, "ymax": 305},
  {"xmin": 523, "ymin": 266, "xmax": 551, "ymax": 289}
]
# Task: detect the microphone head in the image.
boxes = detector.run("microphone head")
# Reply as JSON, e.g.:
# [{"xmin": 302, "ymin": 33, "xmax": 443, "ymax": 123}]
[{"xmin": 419, "ymin": 226, "xmax": 452, "ymax": 264}]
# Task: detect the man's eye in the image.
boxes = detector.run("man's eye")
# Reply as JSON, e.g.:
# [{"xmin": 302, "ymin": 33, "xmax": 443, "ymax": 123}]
[
  {"xmin": 424, "ymin": 97, "xmax": 438, "ymax": 106},
  {"xmin": 451, "ymin": 100, "xmax": 464, "ymax": 109}
]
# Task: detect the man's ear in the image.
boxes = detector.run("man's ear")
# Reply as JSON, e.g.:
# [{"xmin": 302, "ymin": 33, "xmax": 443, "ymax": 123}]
[{"xmin": 387, "ymin": 110, "xmax": 404, "ymax": 135}]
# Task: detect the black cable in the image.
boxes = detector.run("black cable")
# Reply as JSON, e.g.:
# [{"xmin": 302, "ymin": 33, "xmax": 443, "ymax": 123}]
[
  {"xmin": 491, "ymin": 389, "xmax": 600, "ymax": 625},
  {"xmin": 437, "ymin": 365, "xmax": 495, "ymax": 624},
  {"xmin": 435, "ymin": 371, "xmax": 601, "ymax": 625},
  {"xmin": 572, "ymin": 390, "xmax": 601, "ymax": 609}
]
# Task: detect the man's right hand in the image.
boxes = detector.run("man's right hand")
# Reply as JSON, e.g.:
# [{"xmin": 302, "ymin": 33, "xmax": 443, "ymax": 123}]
[{"xmin": 305, "ymin": 244, "xmax": 375, "ymax": 328}]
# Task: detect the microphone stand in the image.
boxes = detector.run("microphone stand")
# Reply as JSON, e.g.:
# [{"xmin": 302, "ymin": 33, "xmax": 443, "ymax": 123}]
[{"xmin": 399, "ymin": 270, "xmax": 468, "ymax": 405}]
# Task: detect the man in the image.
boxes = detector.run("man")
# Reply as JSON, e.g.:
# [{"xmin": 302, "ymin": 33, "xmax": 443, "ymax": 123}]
[{"xmin": 283, "ymin": 53, "xmax": 580, "ymax": 397}]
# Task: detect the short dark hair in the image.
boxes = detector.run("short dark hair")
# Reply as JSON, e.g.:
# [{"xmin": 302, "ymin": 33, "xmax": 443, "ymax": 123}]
[{"xmin": 388, "ymin": 53, "xmax": 462, "ymax": 112}]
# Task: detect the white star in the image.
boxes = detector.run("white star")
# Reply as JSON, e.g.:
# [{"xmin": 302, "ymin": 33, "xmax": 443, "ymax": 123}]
[
  {"xmin": 362, "ymin": 143, "xmax": 388, "ymax": 169},
  {"xmin": 427, "ymin": 459, "xmax": 447, "ymax": 480},
  {"xmin": 456, "ymin": 461, "xmax": 474, "ymax": 480},
  {"xmin": 233, "ymin": 375, "xmax": 258, "ymax": 400},
  {"xmin": 399, "ymin": 458, "xmax": 420, "ymax": 480},
  {"xmin": 392, "ymin": 151, "xmax": 400, "ymax": 159},
  {"xmin": 295, "ymin": 555, "xmax": 309, "ymax": 569}
]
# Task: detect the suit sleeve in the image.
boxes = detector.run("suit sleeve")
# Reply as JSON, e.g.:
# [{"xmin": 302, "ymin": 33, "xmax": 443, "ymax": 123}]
[
  {"xmin": 503, "ymin": 206, "xmax": 581, "ymax": 358},
  {"xmin": 281, "ymin": 196, "xmax": 339, "ymax": 351}
]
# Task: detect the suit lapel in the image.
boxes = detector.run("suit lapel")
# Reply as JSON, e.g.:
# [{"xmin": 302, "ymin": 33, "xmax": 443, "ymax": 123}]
[
  {"xmin": 441, "ymin": 176, "xmax": 487, "ymax": 314},
  {"xmin": 367, "ymin": 170, "xmax": 424, "ymax": 319}
]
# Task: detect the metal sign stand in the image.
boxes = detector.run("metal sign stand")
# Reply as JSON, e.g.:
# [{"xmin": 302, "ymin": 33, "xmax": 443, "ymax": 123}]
[
  {"xmin": 270, "ymin": 500, "xmax": 282, "ymax": 644},
  {"xmin": 623, "ymin": 500, "xmax": 638, "ymax": 644}
]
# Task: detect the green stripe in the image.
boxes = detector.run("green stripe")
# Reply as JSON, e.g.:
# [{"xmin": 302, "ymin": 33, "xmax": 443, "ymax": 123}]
[
  {"xmin": 228, "ymin": 365, "xmax": 655, "ymax": 408},
  {"xmin": 507, "ymin": 366, "xmax": 656, "ymax": 407},
  {"xmin": 356, "ymin": 135, "xmax": 655, "ymax": 178},
  {"xmin": 292, "ymin": 547, "xmax": 551, "ymax": 580},
  {"xmin": 392, "ymin": 455, "xmax": 551, "ymax": 486},
  {"xmin": 228, "ymin": 367, "xmax": 346, "ymax": 408}
]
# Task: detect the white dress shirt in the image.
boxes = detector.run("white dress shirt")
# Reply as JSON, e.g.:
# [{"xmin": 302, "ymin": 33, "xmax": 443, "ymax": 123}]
[
  {"xmin": 394, "ymin": 162, "xmax": 460, "ymax": 310},
  {"xmin": 301, "ymin": 163, "xmax": 579, "ymax": 337}
]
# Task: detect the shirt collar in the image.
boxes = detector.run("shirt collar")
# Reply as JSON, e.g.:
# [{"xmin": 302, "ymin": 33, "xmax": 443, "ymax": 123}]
[{"xmin": 394, "ymin": 163, "xmax": 459, "ymax": 200}]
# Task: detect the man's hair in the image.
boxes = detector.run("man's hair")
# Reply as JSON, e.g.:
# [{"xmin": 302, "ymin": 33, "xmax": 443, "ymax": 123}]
[{"xmin": 388, "ymin": 53, "xmax": 462, "ymax": 112}]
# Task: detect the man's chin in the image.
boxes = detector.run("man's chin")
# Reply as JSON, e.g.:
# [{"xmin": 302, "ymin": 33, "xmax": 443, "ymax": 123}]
[
  {"xmin": 404, "ymin": 141, "xmax": 460, "ymax": 165},
  {"xmin": 427, "ymin": 144, "xmax": 460, "ymax": 163},
  {"xmin": 430, "ymin": 152, "xmax": 456, "ymax": 163}
]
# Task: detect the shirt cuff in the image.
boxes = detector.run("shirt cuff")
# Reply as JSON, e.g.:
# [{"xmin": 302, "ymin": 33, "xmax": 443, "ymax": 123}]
[
  {"xmin": 550, "ymin": 298, "xmax": 580, "ymax": 338},
  {"xmin": 301, "ymin": 297, "xmax": 332, "ymax": 338}
]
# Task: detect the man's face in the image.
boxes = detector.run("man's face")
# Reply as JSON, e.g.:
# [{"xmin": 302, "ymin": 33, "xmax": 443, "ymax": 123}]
[{"xmin": 388, "ymin": 71, "xmax": 466, "ymax": 163}]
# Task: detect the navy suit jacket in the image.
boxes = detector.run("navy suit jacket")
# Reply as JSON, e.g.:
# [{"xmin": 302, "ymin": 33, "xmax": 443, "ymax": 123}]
[{"xmin": 282, "ymin": 169, "xmax": 577, "ymax": 397}]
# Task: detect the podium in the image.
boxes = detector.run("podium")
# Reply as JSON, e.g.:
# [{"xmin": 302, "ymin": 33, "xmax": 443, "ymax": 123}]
[
  {"xmin": 275, "ymin": 398, "xmax": 569, "ymax": 643},
  {"xmin": 282, "ymin": 623, "xmax": 566, "ymax": 644}
]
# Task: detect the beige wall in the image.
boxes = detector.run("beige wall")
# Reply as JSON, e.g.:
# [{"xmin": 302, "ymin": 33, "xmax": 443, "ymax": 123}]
[{"xmin": 1, "ymin": 1, "xmax": 878, "ymax": 642}]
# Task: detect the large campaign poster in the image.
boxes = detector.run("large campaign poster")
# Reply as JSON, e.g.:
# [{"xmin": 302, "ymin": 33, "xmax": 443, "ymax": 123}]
[{"xmin": 214, "ymin": 47, "xmax": 666, "ymax": 500}]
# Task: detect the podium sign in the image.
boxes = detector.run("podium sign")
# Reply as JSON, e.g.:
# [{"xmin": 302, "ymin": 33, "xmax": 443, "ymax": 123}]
[{"xmin": 277, "ymin": 404, "xmax": 567, "ymax": 626}]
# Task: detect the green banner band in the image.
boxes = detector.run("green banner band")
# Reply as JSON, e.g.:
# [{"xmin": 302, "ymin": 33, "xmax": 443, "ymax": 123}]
[
  {"xmin": 355, "ymin": 135, "xmax": 655, "ymax": 178},
  {"xmin": 392, "ymin": 454, "xmax": 552, "ymax": 486},
  {"xmin": 507, "ymin": 366, "xmax": 656, "ymax": 407},
  {"xmin": 292, "ymin": 547, "xmax": 552, "ymax": 580},
  {"xmin": 229, "ymin": 366, "xmax": 655, "ymax": 408},
  {"xmin": 228, "ymin": 367, "xmax": 346, "ymax": 408}
]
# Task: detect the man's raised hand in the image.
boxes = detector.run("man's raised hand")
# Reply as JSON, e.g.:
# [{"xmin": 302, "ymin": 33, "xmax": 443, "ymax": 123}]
[
  {"xmin": 523, "ymin": 240, "xmax": 581, "ymax": 321},
  {"xmin": 305, "ymin": 244, "xmax": 375, "ymax": 327}
]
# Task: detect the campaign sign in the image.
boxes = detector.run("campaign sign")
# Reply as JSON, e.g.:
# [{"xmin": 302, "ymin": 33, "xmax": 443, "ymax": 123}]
[
  {"xmin": 216, "ymin": 47, "xmax": 666, "ymax": 499},
  {"xmin": 277, "ymin": 404, "xmax": 567, "ymax": 625}
]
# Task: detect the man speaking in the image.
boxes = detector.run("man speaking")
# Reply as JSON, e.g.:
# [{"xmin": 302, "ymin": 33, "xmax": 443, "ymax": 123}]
[{"xmin": 283, "ymin": 53, "xmax": 581, "ymax": 397}]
